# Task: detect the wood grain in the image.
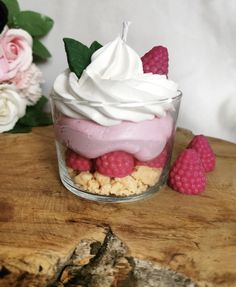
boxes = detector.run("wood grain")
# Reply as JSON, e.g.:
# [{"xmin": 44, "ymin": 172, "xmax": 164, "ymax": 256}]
[{"xmin": 0, "ymin": 126, "xmax": 235, "ymax": 286}]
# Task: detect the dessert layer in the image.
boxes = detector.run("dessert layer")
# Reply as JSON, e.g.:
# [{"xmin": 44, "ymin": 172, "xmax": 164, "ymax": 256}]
[{"xmin": 55, "ymin": 113, "xmax": 173, "ymax": 161}]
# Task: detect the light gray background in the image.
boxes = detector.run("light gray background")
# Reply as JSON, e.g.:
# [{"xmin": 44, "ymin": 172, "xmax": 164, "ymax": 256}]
[{"xmin": 19, "ymin": 0, "xmax": 236, "ymax": 143}]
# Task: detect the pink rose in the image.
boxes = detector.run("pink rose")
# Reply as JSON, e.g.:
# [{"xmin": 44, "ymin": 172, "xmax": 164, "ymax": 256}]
[
  {"xmin": 0, "ymin": 27, "xmax": 33, "ymax": 82},
  {"xmin": 12, "ymin": 64, "xmax": 44, "ymax": 105}
]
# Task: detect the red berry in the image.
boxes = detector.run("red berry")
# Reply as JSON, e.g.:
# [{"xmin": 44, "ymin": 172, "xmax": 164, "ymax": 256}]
[
  {"xmin": 141, "ymin": 46, "xmax": 169, "ymax": 75},
  {"xmin": 96, "ymin": 151, "xmax": 134, "ymax": 178},
  {"xmin": 168, "ymin": 149, "xmax": 206, "ymax": 195},
  {"xmin": 136, "ymin": 146, "xmax": 168, "ymax": 168},
  {"xmin": 188, "ymin": 135, "xmax": 215, "ymax": 172},
  {"xmin": 65, "ymin": 149, "xmax": 92, "ymax": 171}
]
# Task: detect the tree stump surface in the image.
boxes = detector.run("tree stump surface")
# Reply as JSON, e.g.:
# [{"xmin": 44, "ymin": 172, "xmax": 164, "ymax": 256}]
[{"xmin": 0, "ymin": 126, "xmax": 235, "ymax": 287}]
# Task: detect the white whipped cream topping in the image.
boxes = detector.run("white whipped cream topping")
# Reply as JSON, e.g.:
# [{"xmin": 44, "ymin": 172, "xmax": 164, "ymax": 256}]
[{"xmin": 53, "ymin": 37, "xmax": 178, "ymax": 126}]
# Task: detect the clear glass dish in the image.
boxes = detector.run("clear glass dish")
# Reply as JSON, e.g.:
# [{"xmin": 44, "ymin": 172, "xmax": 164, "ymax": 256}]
[{"xmin": 50, "ymin": 92, "xmax": 182, "ymax": 202}]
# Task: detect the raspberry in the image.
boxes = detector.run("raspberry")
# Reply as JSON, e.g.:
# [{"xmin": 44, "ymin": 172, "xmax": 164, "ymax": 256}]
[
  {"xmin": 188, "ymin": 135, "xmax": 215, "ymax": 172},
  {"xmin": 96, "ymin": 151, "xmax": 134, "ymax": 178},
  {"xmin": 168, "ymin": 149, "xmax": 206, "ymax": 195},
  {"xmin": 136, "ymin": 146, "xmax": 168, "ymax": 168},
  {"xmin": 65, "ymin": 149, "xmax": 92, "ymax": 171},
  {"xmin": 141, "ymin": 46, "xmax": 169, "ymax": 75}
]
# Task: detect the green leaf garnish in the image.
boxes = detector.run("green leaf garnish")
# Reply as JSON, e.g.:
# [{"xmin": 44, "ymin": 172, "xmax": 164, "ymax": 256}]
[
  {"xmin": 33, "ymin": 38, "xmax": 51, "ymax": 60},
  {"xmin": 63, "ymin": 39, "xmax": 103, "ymax": 79},
  {"xmin": 90, "ymin": 41, "xmax": 102, "ymax": 54},
  {"xmin": 63, "ymin": 38, "xmax": 92, "ymax": 79},
  {"xmin": 1, "ymin": 0, "xmax": 20, "ymax": 25},
  {"xmin": 12, "ymin": 11, "xmax": 54, "ymax": 37}
]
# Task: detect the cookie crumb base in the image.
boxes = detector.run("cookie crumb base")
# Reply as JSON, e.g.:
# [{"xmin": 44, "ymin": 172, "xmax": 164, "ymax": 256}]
[{"xmin": 68, "ymin": 166, "xmax": 163, "ymax": 197}]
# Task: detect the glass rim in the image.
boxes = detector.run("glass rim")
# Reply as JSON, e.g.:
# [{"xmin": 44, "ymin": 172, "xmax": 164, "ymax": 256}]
[{"xmin": 51, "ymin": 90, "xmax": 182, "ymax": 108}]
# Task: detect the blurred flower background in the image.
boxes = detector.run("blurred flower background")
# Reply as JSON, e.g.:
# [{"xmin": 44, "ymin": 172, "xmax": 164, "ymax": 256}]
[{"xmin": 0, "ymin": 0, "xmax": 53, "ymax": 133}]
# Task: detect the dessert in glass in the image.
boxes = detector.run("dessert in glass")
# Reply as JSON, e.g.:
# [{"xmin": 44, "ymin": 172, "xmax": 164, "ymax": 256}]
[{"xmin": 51, "ymin": 24, "xmax": 182, "ymax": 202}]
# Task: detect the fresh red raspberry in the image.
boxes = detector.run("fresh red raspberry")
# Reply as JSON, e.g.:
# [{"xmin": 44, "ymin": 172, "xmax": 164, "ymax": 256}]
[
  {"xmin": 96, "ymin": 151, "xmax": 134, "ymax": 178},
  {"xmin": 136, "ymin": 146, "xmax": 168, "ymax": 168},
  {"xmin": 141, "ymin": 46, "xmax": 169, "ymax": 75},
  {"xmin": 188, "ymin": 135, "xmax": 215, "ymax": 172},
  {"xmin": 65, "ymin": 149, "xmax": 92, "ymax": 171},
  {"xmin": 168, "ymin": 149, "xmax": 206, "ymax": 195}
]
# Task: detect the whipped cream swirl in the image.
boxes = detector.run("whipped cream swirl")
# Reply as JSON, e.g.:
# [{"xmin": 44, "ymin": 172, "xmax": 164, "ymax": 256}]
[{"xmin": 53, "ymin": 37, "xmax": 178, "ymax": 126}]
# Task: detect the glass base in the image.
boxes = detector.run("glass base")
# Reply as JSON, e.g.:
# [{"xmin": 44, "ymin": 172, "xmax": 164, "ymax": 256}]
[{"xmin": 56, "ymin": 142, "xmax": 169, "ymax": 203}]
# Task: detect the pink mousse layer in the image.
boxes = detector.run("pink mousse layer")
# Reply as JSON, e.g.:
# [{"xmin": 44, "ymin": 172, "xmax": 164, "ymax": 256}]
[{"xmin": 54, "ymin": 114, "xmax": 173, "ymax": 161}]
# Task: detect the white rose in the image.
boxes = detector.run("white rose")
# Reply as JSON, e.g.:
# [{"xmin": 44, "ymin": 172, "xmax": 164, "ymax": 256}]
[{"xmin": 0, "ymin": 84, "xmax": 26, "ymax": 133}]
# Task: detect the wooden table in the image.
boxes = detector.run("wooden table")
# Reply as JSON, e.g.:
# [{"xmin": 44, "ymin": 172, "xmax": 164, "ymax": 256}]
[{"xmin": 0, "ymin": 127, "xmax": 235, "ymax": 287}]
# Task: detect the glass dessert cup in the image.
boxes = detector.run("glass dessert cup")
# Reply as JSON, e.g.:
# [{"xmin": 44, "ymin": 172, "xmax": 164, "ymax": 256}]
[{"xmin": 51, "ymin": 92, "xmax": 182, "ymax": 203}]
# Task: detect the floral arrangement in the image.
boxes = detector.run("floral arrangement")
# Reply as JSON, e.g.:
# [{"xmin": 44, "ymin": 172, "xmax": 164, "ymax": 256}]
[{"xmin": 0, "ymin": 0, "xmax": 53, "ymax": 133}]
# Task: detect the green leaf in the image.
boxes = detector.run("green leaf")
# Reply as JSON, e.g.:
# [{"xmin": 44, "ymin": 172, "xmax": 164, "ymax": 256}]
[
  {"xmin": 90, "ymin": 41, "xmax": 102, "ymax": 54},
  {"xmin": 9, "ymin": 123, "xmax": 32, "ymax": 133},
  {"xmin": 0, "ymin": 1, "xmax": 8, "ymax": 33},
  {"xmin": 33, "ymin": 38, "xmax": 51, "ymax": 60},
  {"xmin": 1, "ymin": 0, "xmax": 20, "ymax": 25},
  {"xmin": 63, "ymin": 38, "xmax": 92, "ymax": 79},
  {"xmin": 18, "ymin": 96, "xmax": 52, "ymax": 127},
  {"xmin": 33, "ymin": 95, "xmax": 48, "ymax": 113},
  {"xmin": 12, "ymin": 11, "xmax": 54, "ymax": 37},
  {"xmin": 9, "ymin": 96, "xmax": 52, "ymax": 133}
]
